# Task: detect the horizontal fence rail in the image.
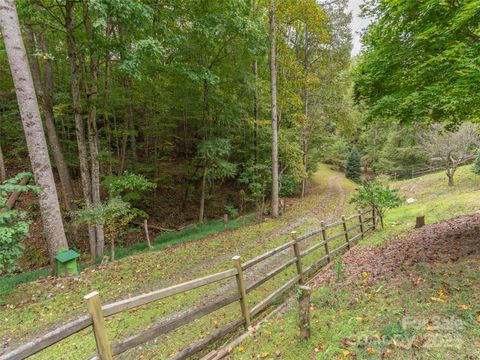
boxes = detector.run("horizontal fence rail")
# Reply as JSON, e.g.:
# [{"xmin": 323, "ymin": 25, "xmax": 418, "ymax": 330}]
[{"xmin": 0, "ymin": 208, "xmax": 380, "ymax": 360}]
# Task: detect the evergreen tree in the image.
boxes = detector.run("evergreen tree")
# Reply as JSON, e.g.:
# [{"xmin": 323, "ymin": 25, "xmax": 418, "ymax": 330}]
[
  {"xmin": 471, "ymin": 151, "xmax": 480, "ymax": 175},
  {"xmin": 345, "ymin": 148, "xmax": 361, "ymax": 182}
]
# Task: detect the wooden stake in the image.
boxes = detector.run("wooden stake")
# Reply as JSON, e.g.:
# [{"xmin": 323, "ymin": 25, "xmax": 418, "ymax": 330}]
[
  {"xmin": 372, "ymin": 208, "xmax": 376, "ymax": 230},
  {"xmin": 415, "ymin": 215, "xmax": 425, "ymax": 228},
  {"xmin": 291, "ymin": 231, "xmax": 304, "ymax": 284},
  {"xmin": 232, "ymin": 256, "xmax": 251, "ymax": 328},
  {"xmin": 320, "ymin": 221, "xmax": 330, "ymax": 263},
  {"xmin": 144, "ymin": 219, "xmax": 152, "ymax": 249},
  {"xmin": 342, "ymin": 215, "xmax": 350, "ymax": 249},
  {"xmin": 223, "ymin": 214, "xmax": 228, "ymax": 229},
  {"xmin": 84, "ymin": 291, "xmax": 113, "ymax": 360},
  {"xmin": 358, "ymin": 213, "xmax": 364, "ymax": 239},
  {"xmin": 298, "ymin": 286, "xmax": 311, "ymax": 340}
]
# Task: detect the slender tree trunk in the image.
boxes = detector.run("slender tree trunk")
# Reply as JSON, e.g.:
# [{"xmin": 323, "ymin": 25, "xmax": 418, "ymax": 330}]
[
  {"xmin": 301, "ymin": 25, "xmax": 310, "ymax": 198},
  {"xmin": 0, "ymin": 0, "xmax": 69, "ymax": 270},
  {"xmin": 119, "ymin": 83, "xmax": 133, "ymax": 174},
  {"xmin": 252, "ymin": 0, "xmax": 259, "ymax": 163},
  {"xmin": 25, "ymin": 25, "xmax": 77, "ymax": 211},
  {"xmin": 0, "ymin": 139, "xmax": 5, "ymax": 182},
  {"xmin": 65, "ymin": 0, "xmax": 97, "ymax": 257},
  {"xmin": 199, "ymin": 168, "xmax": 207, "ymax": 223},
  {"xmin": 270, "ymin": 0, "xmax": 279, "ymax": 218},
  {"xmin": 253, "ymin": 58, "xmax": 259, "ymax": 163},
  {"xmin": 301, "ymin": 135, "xmax": 308, "ymax": 197},
  {"xmin": 83, "ymin": 2, "xmax": 105, "ymax": 258}
]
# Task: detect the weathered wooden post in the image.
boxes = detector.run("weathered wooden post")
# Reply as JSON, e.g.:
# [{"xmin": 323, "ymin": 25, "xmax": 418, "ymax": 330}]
[
  {"xmin": 291, "ymin": 231, "xmax": 304, "ymax": 284},
  {"xmin": 341, "ymin": 215, "xmax": 350, "ymax": 249},
  {"xmin": 320, "ymin": 221, "xmax": 330, "ymax": 263},
  {"xmin": 415, "ymin": 215, "xmax": 425, "ymax": 228},
  {"xmin": 223, "ymin": 214, "xmax": 228, "ymax": 229},
  {"xmin": 144, "ymin": 219, "xmax": 152, "ymax": 249},
  {"xmin": 232, "ymin": 256, "xmax": 251, "ymax": 328},
  {"xmin": 358, "ymin": 213, "xmax": 365, "ymax": 239},
  {"xmin": 84, "ymin": 291, "xmax": 113, "ymax": 360},
  {"xmin": 298, "ymin": 286, "xmax": 311, "ymax": 340},
  {"xmin": 372, "ymin": 208, "xmax": 377, "ymax": 230}
]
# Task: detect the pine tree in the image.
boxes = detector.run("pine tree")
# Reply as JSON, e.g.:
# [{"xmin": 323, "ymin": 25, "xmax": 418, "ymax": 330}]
[
  {"xmin": 346, "ymin": 148, "xmax": 361, "ymax": 182},
  {"xmin": 471, "ymin": 151, "xmax": 480, "ymax": 175}
]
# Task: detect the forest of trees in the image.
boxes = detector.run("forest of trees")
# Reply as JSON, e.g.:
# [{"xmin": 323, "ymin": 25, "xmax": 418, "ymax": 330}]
[
  {"xmin": 1, "ymin": 0, "xmax": 479, "ymax": 274},
  {"xmin": 0, "ymin": 0, "xmax": 354, "ymax": 270}
]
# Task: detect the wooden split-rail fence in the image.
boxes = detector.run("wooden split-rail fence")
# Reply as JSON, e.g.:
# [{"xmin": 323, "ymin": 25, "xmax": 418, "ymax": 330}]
[{"xmin": 1, "ymin": 208, "xmax": 380, "ymax": 360}]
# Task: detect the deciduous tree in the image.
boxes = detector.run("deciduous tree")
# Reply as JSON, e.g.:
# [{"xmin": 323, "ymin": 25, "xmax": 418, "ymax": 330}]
[{"xmin": 0, "ymin": 0, "xmax": 69, "ymax": 270}]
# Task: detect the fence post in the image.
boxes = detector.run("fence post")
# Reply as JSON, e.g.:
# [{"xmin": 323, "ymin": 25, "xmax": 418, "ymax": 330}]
[
  {"xmin": 291, "ymin": 231, "xmax": 304, "ymax": 284},
  {"xmin": 358, "ymin": 213, "xmax": 364, "ymax": 239},
  {"xmin": 320, "ymin": 221, "xmax": 330, "ymax": 263},
  {"xmin": 223, "ymin": 214, "xmax": 228, "ymax": 229},
  {"xmin": 372, "ymin": 208, "xmax": 376, "ymax": 230},
  {"xmin": 84, "ymin": 291, "xmax": 113, "ymax": 360},
  {"xmin": 298, "ymin": 286, "xmax": 311, "ymax": 340},
  {"xmin": 232, "ymin": 256, "xmax": 251, "ymax": 329},
  {"xmin": 341, "ymin": 215, "xmax": 350, "ymax": 249}
]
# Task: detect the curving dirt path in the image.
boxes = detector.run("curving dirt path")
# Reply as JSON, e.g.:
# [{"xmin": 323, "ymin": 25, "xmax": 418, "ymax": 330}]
[
  {"xmin": 174, "ymin": 173, "xmax": 347, "ymax": 291},
  {"xmin": 119, "ymin": 173, "xmax": 349, "ymax": 358}
]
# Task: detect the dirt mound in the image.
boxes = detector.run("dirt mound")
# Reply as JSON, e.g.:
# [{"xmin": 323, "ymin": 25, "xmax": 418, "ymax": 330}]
[{"xmin": 311, "ymin": 213, "xmax": 480, "ymax": 288}]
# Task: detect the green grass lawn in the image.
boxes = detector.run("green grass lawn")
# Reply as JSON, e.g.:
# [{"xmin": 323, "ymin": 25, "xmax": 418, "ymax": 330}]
[
  {"xmin": 366, "ymin": 165, "xmax": 480, "ymax": 247},
  {"xmin": 235, "ymin": 165, "xmax": 480, "ymax": 359},
  {"xmin": 5, "ymin": 165, "xmax": 477, "ymax": 359},
  {"xmin": 236, "ymin": 257, "xmax": 480, "ymax": 359},
  {"xmin": 0, "ymin": 164, "xmax": 357, "ymax": 359}
]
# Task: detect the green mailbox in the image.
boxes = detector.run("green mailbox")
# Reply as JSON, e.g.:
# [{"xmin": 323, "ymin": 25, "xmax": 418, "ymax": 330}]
[{"xmin": 55, "ymin": 249, "xmax": 80, "ymax": 276}]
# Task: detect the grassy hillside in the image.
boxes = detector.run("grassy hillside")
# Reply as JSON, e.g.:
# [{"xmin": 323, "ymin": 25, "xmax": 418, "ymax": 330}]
[
  {"xmin": 366, "ymin": 165, "xmax": 480, "ymax": 247},
  {"xmin": 236, "ymin": 166, "xmax": 480, "ymax": 359}
]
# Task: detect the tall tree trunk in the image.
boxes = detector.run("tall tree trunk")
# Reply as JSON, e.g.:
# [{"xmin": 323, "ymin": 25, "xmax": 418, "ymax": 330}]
[
  {"xmin": 0, "ymin": 138, "xmax": 6, "ymax": 182},
  {"xmin": 301, "ymin": 134, "xmax": 308, "ymax": 198},
  {"xmin": 269, "ymin": 0, "xmax": 279, "ymax": 218},
  {"xmin": 24, "ymin": 25, "xmax": 77, "ymax": 211},
  {"xmin": 301, "ymin": 24, "xmax": 310, "ymax": 198},
  {"xmin": 83, "ymin": 1, "xmax": 105, "ymax": 258},
  {"xmin": 0, "ymin": 0, "xmax": 69, "ymax": 270},
  {"xmin": 65, "ymin": 0, "xmax": 97, "ymax": 257},
  {"xmin": 199, "ymin": 168, "xmax": 207, "ymax": 223},
  {"xmin": 253, "ymin": 0, "xmax": 259, "ymax": 163}
]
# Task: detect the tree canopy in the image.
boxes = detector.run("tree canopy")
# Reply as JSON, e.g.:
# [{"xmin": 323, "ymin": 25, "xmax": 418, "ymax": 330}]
[{"xmin": 354, "ymin": 0, "xmax": 480, "ymax": 124}]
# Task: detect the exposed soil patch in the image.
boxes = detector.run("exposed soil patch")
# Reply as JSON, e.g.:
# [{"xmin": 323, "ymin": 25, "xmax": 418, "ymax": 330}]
[{"xmin": 311, "ymin": 213, "xmax": 480, "ymax": 288}]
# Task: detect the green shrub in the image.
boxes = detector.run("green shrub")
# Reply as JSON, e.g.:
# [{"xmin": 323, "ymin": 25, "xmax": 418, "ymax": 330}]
[
  {"xmin": 0, "ymin": 173, "xmax": 39, "ymax": 274},
  {"xmin": 349, "ymin": 180, "xmax": 402, "ymax": 226}
]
